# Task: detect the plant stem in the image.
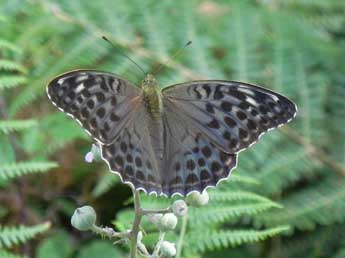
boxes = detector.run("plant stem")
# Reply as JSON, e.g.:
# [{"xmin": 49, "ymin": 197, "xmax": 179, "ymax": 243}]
[
  {"xmin": 130, "ymin": 188, "xmax": 143, "ymax": 258},
  {"xmin": 142, "ymin": 207, "xmax": 171, "ymax": 215},
  {"xmin": 152, "ymin": 231, "xmax": 166, "ymax": 257},
  {"xmin": 91, "ymin": 225, "xmax": 129, "ymax": 239},
  {"xmin": 176, "ymin": 214, "xmax": 188, "ymax": 258}
]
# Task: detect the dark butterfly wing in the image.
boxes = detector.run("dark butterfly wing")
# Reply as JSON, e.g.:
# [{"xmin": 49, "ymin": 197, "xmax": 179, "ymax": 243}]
[
  {"xmin": 163, "ymin": 80, "xmax": 297, "ymax": 154},
  {"xmin": 155, "ymin": 80, "xmax": 296, "ymax": 196},
  {"xmin": 101, "ymin": 107, "xmax": 164, "ymax": 196},
  {"xmin": 160, "ymin": 107, "xmax": 237, "ymax": 196},
  {"xmin": 47, "ymin": 70, "xmax": 142, "ymax": 144}
]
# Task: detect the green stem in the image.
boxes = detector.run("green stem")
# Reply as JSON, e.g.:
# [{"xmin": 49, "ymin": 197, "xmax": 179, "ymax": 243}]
[
  {"xmin": 130, "ymin": 188, "xmax": 143, "ymax": 258},
  {"xmin": 176, "ymin": 214, "xmax": 188, "ymax": 258},
  {"xmin": 152, "ymin": 231, "xmax": 166, "ymax": 257},
  {"xmin": 142, "ymin": 207, "xmax": 171, "ymax": 215},
  {"xmin": 91, "ymin": 225, "xmax": 128, "ymax": 239}
]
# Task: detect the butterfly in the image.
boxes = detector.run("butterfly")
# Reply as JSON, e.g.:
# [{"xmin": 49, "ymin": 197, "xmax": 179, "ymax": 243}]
[{"xmin": 47, "ymin": 70, "xmax": 297, "ymax": 197}]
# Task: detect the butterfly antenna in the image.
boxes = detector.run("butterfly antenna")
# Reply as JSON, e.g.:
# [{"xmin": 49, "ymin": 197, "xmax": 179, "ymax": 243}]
[
  {"xmin": 102, "ymin": 36, "xmax": 146, "ymax": 76},
  {"xmin": 153, "ymin": 40, "xmax": 192, "ymax": 76}
]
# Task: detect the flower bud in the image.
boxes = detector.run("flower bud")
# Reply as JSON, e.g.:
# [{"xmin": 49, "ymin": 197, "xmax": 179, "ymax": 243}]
[
  {"xmin": 84, "ymin": 151, "xmax": 94, "ymax": 163},
  {"xmin": 85, "ymin": 144, "xmax": 102, "ymax": 163},
  {"xmin": 137, "ymin": 231, "xmax": 149, "ymax": 254},
  {"xmin": 160, "ymin": 241, "xmax": 176, "ymax": 257},
  {"xmin": 71, "ymin": 206, "xmax": 96, "ymax": 231},
  {"xmin": 147, "ymin": 213, "xmax": 163, "ymax": 226},
  {"xmin": 186, "ymin": 191, "xmax": 209, "ymax": 207},
  {"xmin": 137, "ymin": 231, "xmax": 143, "ymax": 243},
  {"xmin": 159, "ymin": 213, "xmax": 178, "ymax": 231},
  {"xmin": 172, "ymin": 200, "xmax": 188, "ymax": 217}
]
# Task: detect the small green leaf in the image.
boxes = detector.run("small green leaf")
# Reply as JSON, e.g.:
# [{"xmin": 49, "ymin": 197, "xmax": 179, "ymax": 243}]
[
  {"xmin": 36, "ymin": 230, "xmax": 73, "ymax": 258},
  {"xmin": 76, "ymin": 241, "xmax": 122, "ymax": 258}
]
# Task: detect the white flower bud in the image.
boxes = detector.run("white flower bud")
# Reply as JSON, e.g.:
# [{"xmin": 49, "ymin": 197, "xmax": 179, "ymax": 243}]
[
  {"xmin": 172, "ymin": 200, "xmax": 188, "ymax": 217},
  {"xmin": 160, "ymin": 241, "xmax": 176, "ymax": 257},
  {"xmin": 137, "ymin": 231, "xmax": 143, "ymax": 243},
  {"xmin": 71, "ymin": 206, "xmax": 96, "ymax": 231},
  {"xmin": 147, "ymin": 213, "xmax": 163, "ymax": 226},
  {"xmin": 84, "ymin": 151, "xmax": 94, "ymax": 163},
  {"xmin": 159, "ymin": 213, "xmax": 178, "ymax": 231},
  {"xmin": 186, "ymin": 191, "xmax": 209, "ymax": 207},
  {"xmin": 85, "ymin": 144, "xmax": 102, "ymax": 163},
  {"xmin": 137, "ymin": 231, "xmax": 150, "ymax": 255}
]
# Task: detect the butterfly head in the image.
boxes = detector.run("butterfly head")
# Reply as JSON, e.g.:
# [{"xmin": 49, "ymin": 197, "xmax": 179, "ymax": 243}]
[{"xmin": 142, "ymin": 73, "xmax": 158, "ymax": 89}]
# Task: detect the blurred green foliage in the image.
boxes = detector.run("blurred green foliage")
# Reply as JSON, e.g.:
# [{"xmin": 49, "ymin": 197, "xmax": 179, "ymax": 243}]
[{"xmin": 0, "ymin": 0, "xmax": 345, "ymax": 257}]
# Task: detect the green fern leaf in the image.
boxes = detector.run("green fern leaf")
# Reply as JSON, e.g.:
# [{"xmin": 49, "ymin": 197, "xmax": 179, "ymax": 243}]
[
  {"xmin": 257, "ymin": 175, "xmax": 345, "ymax": 230},
  {"xmin": 188, "ymin": 225, "xmax": 290, "ymax": 253},
  {"xmin": 0, "ymin": 120, "xmax": 37, "ymax": 134},
  {"xmin": 0, "ymin": 39, "xmax": 21, "ymax": 54},
  {"xmin": 0, "ymin": 75, "xmax": 27, "ymax": 90},
  {"xmin": 210, "ymin": 191, "xmax": 281, "ymax": 205},
  {"xmin": 0, "ymin": 222, "xmax": 50, "ymax": 248},
  {"xmin": 190, "ymin": 202, "xmax": 281, "ymax": 226},
  {"xmin": 0, "ymin": 161, "xmax": 57, "ymax": 180},
  {"xmin": 227, "ymin": 175, "xmax": 260, "ymax": 185},
  {"xmin": 0, "ymin": 250, "xmax": 28, "ymax": 258},
  {"xmin": 0, "ymin": 60, "xmax": 27, "ymax": 73}
]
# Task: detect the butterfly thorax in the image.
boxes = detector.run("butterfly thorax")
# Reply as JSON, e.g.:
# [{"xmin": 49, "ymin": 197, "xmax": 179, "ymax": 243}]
[{"xmin": 141, "ymin": 74, "xmax": 163, "ymax": 116}]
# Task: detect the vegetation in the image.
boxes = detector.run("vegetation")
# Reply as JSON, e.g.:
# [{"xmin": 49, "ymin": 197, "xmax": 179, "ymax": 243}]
[{"xmin": 0, "ymin": 0, "xmax": 344, "ymax": 257}]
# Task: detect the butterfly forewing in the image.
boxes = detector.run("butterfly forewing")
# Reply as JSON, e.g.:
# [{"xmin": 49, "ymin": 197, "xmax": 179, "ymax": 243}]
[
  {"xmin": 163, "ymin": 81, "xmax": 297, "ymax": 154},
  {"xmin": 47, "ymin": 70, "xmax": 142, "ymax": 144}
]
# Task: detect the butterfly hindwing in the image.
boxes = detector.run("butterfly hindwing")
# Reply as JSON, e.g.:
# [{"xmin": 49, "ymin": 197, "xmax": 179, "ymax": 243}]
[
  {"xmin": 47, "ymin": 70, "xmax": 142, "ymax": 144},
  {"xmin": 162, "ymin": 108, "xmax": 237, "ymax": 196},
  {"xmin": 101, "ymin": 108, "xmax": 163, "ymax": 195},
  {"xmin": 163, "ymin": 81, "xmax": 297, "ymax": 153}
]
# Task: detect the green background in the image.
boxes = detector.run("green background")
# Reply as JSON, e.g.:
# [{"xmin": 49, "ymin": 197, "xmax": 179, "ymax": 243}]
[{"xmin": 1, "ymin": 0, "xmax": 345, "ymax": 257}]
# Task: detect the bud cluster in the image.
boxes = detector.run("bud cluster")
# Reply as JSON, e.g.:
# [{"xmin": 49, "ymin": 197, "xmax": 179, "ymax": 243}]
[{"xmin": 71, "ymin": 189, "xmax": 210, "ymax": 258}]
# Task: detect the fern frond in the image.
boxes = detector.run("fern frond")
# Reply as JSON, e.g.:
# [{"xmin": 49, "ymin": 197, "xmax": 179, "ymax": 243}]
[
  {"xmin": 225, "ymin": 2, "xmax": 263, "ymax": 81},
  {"xmin": 280, "ymin": 225, "xmax": 345, "ymax": 258},
  {"xmin": 227, "ymin": 174, "xmax": 260, "ymax": 185},
  {"xmin": 0, "ymin": 60, "xmax": 27, "ymax": 73},
  {"xmin": 210, "ymin": 191, "xmax": 281, "ymax": 206},
  {"xmin": 0, "ymin": 250, "xmax": 28, "ymax": 258},
  {"xmin": 187, "ymin": 225, "xmax": 290, "ymax": 253},
  {"xmin": 134, "ymin": 0, "xmax": 171, "ymax": 60},
  {"xmin": 257, "ymin": 175, "xmax": 345, "ymax": 230},
  {"xmin": 0, "ymin": 161, "xmax": 57, "ymax": 180},
  {"xmin": 0, "ymin": 39, "xmax": 21, "ymax": 54},
  {"xmin": 190, "ymin": 202, "xmax": 281, "ymax": 226},
  {"xmin": 0, "ymin": 75, "xmax": 27, "ymax": 90},
  {"xmin": 8, "ymin": 31, "xmax": 105, "ymax": 115},
  {"xmin": 0, "ymin": 222, "xmax": 50, "ymax": 248},
  {"xmin": 0, "ymin": 120, "xmax": 37, "ymax": 134}
]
